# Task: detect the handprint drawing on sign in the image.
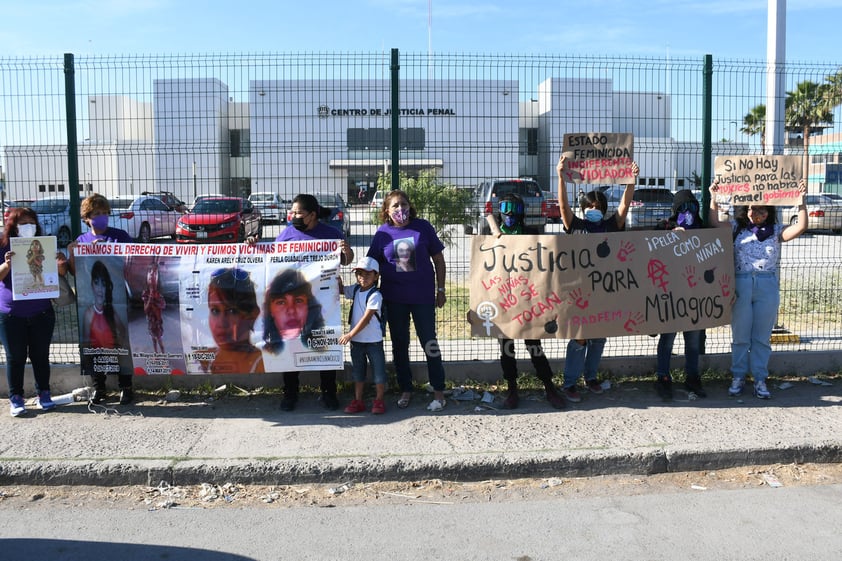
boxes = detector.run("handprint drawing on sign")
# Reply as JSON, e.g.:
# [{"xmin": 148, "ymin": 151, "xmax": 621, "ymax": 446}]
[
  {"xmin": 684, "ymin": 265, "xmax": 698, "ymax": 288},
  {"xmin": 624, "ymin": 311, "xmax": 644, "ymax": 334},
  {"xmin": 719, "ymin": 274, "xmax": 732, "ymax": 298},
  {"xmin": 568, "ymin": 288, "xmax": 590, "ymax": 310},
  {"xmin": 617, "ymin": 240, "xmax": 636, "ymax": 262},
  {"xmin": 647, "ymin": 259, "xmax": 670, "ymax": 293}
]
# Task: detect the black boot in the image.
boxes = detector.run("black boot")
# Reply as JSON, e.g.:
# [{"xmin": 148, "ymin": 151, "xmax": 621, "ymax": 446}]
[
  {"xmin": 281, "ymin": 372, "xmax": 299, "ymax": 411},
  {"xmin": 502, "ymin": 381, "xmax": 519, "ymax": 409},
  {"xmin": 655, "ymin": 375, "xmax": 673, "ymax": 402},
  {"xmin": 684, "ymin": 375, "xmax": 707, "ymax": 398},
  {"xmin": 544, "ymin": 383, "xmax": 566, "ymax": 410},
  {"xmin": 119, "ymin": 387, "xmax": 134, "ymax": 405},
  {"xmin": 91, "ymin": 375, "xmax": 107, "ymax": 404}
]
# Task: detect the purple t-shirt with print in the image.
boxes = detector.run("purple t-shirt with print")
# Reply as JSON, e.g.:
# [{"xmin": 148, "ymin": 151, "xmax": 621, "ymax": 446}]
[{"xmin": 367, "ymin": 218, "xmax": 444, "ymax": 305}]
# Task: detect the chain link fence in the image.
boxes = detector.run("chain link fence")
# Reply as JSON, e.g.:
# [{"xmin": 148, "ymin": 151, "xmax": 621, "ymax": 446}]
[{"xmin": 1, "ymin": 52, "xmax": 840, "ymax": 367}]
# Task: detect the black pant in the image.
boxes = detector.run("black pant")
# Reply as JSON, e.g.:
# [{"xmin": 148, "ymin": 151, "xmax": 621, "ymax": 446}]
[
  {"xmin": 93, "ymin": 373, "xmax": 133, "ymax": 390},
  {"xmin": 499, "ymin": 339, "xmax": 553, "ymax": 385},
  {"xmin": 283, "ymin": 370, "xmax": 337, "ymax": 397}
]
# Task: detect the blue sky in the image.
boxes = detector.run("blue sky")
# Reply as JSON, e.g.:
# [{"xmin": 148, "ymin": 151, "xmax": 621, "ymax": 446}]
[{"xmin": 2, "ymin": 0, "xmax": 842, "ymax": 63}]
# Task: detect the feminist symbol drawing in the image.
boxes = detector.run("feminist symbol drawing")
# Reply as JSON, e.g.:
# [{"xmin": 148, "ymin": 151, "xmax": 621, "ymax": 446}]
[{"xmin": 476, "ymin": 301, "xmax": 499, "ymax": 336}]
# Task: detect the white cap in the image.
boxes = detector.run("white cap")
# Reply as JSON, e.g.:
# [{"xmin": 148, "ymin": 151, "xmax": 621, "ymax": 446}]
[{"xmin": 352, "ymin": 256, "xmax": 380, "ymax": 273}]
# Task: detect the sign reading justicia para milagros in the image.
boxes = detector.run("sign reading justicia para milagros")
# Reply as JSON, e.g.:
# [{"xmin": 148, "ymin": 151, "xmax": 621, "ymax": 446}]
[{"xmin": 468, "ymin": 229, "xmax": 734, "ymax": 340}]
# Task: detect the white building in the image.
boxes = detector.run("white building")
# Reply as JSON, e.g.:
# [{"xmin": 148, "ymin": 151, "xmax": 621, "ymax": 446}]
[{"xmin": 3, "ymin": 76, "xmax": 743, "ymax": 205}]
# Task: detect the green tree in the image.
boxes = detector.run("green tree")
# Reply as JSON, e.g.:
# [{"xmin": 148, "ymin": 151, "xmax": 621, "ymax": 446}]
[
  {"xmin": 823, "ymin": 67, "xmax": 842, "ymax": 111},
  {"xmin": 741, "ymin": 104, "xmax": 766, "ymax": 153},
  {"xmin": 786, "ymin": 80, "xmax": 834, "ymax": 176},
  {"xmin": 375, "ymin": 169, "xmax": 472, "ymax": 245}
]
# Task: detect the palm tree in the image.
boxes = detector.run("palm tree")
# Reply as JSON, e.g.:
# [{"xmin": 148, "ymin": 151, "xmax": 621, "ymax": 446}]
[
  {"xmin": 823, "ymin": 67, "xmax": 842, "ymax": 113},
  {"xmin": 785, "ymin": 80, "xmax": 834, "ymax": 177},
  {"xmin": 741, "ymin": 104, "xmax": 766, "ymax": 153}
]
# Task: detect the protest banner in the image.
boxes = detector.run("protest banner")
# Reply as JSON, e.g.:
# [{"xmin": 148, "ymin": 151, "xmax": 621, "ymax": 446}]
[
  {"xmin": 73, "ymin": 241, "xmax": 343, "ymax": 376},
  {"xmin": 468, "ymin": 229, "xmax": 734, "ymax": 340},
  {"xmin": 560, "ymin": 132, "xmax": 635, "ymax": 185},
  {"xmin": 10, "ymin": 236, "xmax": 60, "ymax": 301},
  {"xmin": 714, "ymin": 155, "xmax": 802, "ymax": 206}
]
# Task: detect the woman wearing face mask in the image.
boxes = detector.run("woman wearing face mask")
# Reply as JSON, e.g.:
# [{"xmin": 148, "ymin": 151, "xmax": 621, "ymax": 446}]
[
  {"xmin": 709, "ymin": 178, "xmax": 808, "ymax": 400},
  {"xmin": 652, "ymin": 189, "xmax": 708, "ymax": 401},
  {"xmin": 273, "ymin": 193, "xmax": 353, "ymax": 411},
  {"xmin": 0, "ymin": 207, "xmax": 64, "ymax": 416},
  {"xmin": 367, "ymin": 189, "xmax": 448, "ymax": 412},
  {"xmin": 67, "ymin": 193, "xmax": 134, "ymax": 404},
  {"xmin": 556, "ymin": 154, "xmax": 639, "ymax": 403}
]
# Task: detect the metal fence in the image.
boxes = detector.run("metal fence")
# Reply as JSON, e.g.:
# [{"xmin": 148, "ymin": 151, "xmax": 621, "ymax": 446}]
[{"xmin": 1, "ymin": 52, "xmax": 841, "ymax": 367}]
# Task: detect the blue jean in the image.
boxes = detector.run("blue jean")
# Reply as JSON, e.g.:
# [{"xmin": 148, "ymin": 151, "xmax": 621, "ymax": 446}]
[
  {"xmin": 386, "ymin": 301, "xmax": 445, "ymax": 392},
  {"xmin": 656, "ymin": 330, "xmax": 702, "ymax": 378},
  {"xmin": 563, "ymin": 338, "xmax": 605, "ymax": 388},
  {"xmin": 350, "ymin": 341, "xmax": 387, "ymax": 385},
  {"xmin": 731, "ymin": 272, "xmax": 779, "ymax": 383},
  {"xmin": 0, "ymin": 308, "xmax": 56, "ymax": 397}
]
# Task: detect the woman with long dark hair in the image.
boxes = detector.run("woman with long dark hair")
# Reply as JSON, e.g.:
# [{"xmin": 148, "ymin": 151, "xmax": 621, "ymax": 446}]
[{"xmin": 0, "ymin": 207, "xmax": 61, "ymax": 416}]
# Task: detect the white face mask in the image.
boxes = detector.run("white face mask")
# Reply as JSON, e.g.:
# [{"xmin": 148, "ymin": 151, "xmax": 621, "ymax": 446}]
[{"xmin": 17, "ymin": 224, "xmax": 37, "ymax": 238}]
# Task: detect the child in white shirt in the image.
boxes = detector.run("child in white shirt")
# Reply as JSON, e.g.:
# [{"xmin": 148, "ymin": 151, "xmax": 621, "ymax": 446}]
[{"xmin": 340, "ymin": 257, "xmax": 387, "ymax": 414}]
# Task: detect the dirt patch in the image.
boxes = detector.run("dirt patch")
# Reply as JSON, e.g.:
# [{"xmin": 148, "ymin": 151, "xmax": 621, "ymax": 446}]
[{"xmin": 2, "ymin": 462, "xmax": 841, "ymax": 511}]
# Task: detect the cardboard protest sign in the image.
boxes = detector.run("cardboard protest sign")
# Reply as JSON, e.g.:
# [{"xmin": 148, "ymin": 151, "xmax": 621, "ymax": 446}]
[
  {"xmin": 468, "ymin": 230, "xmax": 734, "ymax": 340},
  {"xmin": 73, "ymin": 241, "xmax": 343, "ymax": 376},
  {"xmin": 10, "ymin": 236, "xmax": 60, "ymax": 301},
  {"xmin": 561, "ymin": 133, "xmax": 635, "ymax": 184},
  {"xmin": 714, "ymin": 155, "xmax": 802, "ymax": 206}
]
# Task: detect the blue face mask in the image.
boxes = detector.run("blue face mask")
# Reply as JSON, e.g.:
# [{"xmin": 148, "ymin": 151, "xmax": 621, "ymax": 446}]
[
  {"xmin": 677, "ymin": 210, "xmax": 695, "ymax": 227},
  {"xmin": 584, "ymin": 209, "xmax": 603, "ymax": 223},
  {"xmin": 502, "ymin": 214, "xmax": 518, "ymax": 228}
]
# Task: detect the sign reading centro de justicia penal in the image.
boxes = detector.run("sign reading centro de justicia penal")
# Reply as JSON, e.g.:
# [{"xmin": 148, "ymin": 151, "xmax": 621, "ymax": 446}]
[{"xmin": 317, "ymin": 105, "xmax": 456, "ymax": 117}]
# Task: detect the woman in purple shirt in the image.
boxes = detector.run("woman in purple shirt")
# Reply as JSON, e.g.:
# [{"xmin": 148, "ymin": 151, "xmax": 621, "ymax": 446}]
[
  {"xmin": 1, "ymin": 207, "xmax": 65, "ymax": 417},
  {"xmin": 367, "ymin": 190, "xmax": 448, "ymax": 412},
  {"xmin": 67, "ymin": 193, "xmax": 134, "ymax": 405}
]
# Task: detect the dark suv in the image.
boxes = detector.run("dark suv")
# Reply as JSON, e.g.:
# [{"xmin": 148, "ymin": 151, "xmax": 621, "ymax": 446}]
[{"xmin": 465, "ymin": 178, "xmax": 547, "ymax": 234}]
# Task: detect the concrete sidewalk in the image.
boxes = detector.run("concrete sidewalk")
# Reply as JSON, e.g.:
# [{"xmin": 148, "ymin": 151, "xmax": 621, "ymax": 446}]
[{"xmin": 2, "ymin": 375, "xmax": 841, "ymax": 487}]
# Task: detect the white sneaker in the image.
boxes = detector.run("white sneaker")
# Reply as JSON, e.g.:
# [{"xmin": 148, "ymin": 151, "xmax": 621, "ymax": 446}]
[
  {"xmin": 426, "ymin": 398, "xmax": 447, "ymax": 412},
  {"xmin": 754, "ymin": 380, "xmax": 771, "ymax": 399},
  {"xmin": 728, "ymin": 378, "xmax": 745, "ymax": 396}
]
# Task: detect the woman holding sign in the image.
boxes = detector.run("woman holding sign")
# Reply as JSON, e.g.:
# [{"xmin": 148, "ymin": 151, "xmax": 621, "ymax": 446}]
[
  {"xmin": 0, "ymin": 207, "xmax": 60, "ymax": 416},
  {"xmin": 709, "ymin": 179, "xmax": 807, "ymax": 400},
  {"xmin": 556, "ymin": 154, "xmax": 639, "ymax": 403}
]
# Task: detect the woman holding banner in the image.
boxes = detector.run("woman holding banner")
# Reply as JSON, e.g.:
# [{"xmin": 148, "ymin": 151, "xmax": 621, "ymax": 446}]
[
  {"xmin": 556, "ymin": 154, "xmax": 639, "ymax": 403},
  {"xmin": 494, "ymin": 193, "xmax": 566, "ymax": 410},
  {"xmin": 652, "ymin": 189, "xmax": 707, "ymax": 401},
  {"xmin": 269, "ymin": 193, "xmax": 353, "ymax": 411},
  {"xmin": 709, "ymin": 178, "xmax": 808, "ymax": 400}
]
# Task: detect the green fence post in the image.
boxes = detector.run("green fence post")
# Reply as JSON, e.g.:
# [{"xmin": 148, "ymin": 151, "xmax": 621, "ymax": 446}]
[
  {"xmin": 701, "ymin": 54, "xmax": 713, "ymax": 224},
  {"xmin": 64, "ymin": 53, "xmax": 82, "ymax": 239},
  {"xmin": 390, "ymin": 48, "xmax": 400, "ymax": 192}
]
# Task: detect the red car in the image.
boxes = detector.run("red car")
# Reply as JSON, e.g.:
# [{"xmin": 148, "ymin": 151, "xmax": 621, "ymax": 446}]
[
  {"xmin": 542, "ymin": 190, "xmax": 561, "ymax": 223},
  {"xmin": 175, "ymin": 196, "xmax": 262, "ymax": 243}
]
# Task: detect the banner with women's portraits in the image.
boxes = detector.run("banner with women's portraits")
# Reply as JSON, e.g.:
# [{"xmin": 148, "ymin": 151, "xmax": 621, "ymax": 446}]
[
  {"xmin": 468, "ymin": 229, "xmax": 734, "ymax": 340},
  {"xmin": 73, "ymin": 241, "xmax": 342, "ymax": 376}
]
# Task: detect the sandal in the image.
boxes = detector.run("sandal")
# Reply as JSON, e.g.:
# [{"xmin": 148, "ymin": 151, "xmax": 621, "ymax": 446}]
[
  {"xmin": 426, "ymin": 398, "xmax": 447, "ymax": 412},
  {"xmin": 396, "ymin": 393, "xmax": 412, "ymax": 409}
]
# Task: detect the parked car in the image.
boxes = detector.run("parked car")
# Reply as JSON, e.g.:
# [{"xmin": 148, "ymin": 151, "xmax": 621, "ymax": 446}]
[
  {"xmin": 176, "ymin": 196, "xmax": 262, "ymax": 243},
  {"xmin": 28, "ymin": 198, "xmax": 82, "ymax": 247},
  {"xmin": 140, "ymin": 191, "xmax": 187, "ymax": 213},
  {"xmin": 286, "ymin": 192, "xmax": 351, "ymax": 237},
  {"xmin": 542, "ymin": 189, "xmax": 561, "ymax": 223},
  {"xmin": 369, "ymin": 191, "xmax": 386, "ymax": 210},
  {"xmin": 787, "ymin": 194, "xmax": 842, "ymax": 234},
  {"xmin": 248, "ymin": 192, "xmax": 286, "ymax": 224},
  {"xmin": 465, "ymin": 178, "xmax": 547, "ymax": 235},
  {"xmin": 603, "ymin": 186, "xmax": 674, "ymax": 230},
  {"xmin": 108, "ymin": 195, "xmax": 181, "ymax": 242}
]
